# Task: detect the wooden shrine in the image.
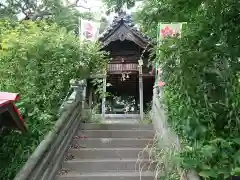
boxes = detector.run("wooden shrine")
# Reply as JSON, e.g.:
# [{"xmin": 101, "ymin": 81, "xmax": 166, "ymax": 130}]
[
  {"xmin": 88, "ymin": 12, "xmax": 154, "ymax": 120},
  {"xmin": 0, "ymin": 92, "xmax": 27, "ymax": 134}
]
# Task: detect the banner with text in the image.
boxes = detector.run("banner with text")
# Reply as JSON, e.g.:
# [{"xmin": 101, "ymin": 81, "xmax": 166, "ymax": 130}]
[{"xmin": 80, "ymin": 19, "xmax": 100, "ymax": 42}]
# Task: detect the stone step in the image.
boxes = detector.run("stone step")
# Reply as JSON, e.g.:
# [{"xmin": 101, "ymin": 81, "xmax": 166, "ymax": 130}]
[
  {"xmin": 76, "ymin": 130, "xmax": 154, "ymax": 139},
  {"xmin": 68, "ymin": 148, "xmax": 152, "ymax": 159},
  {"xmin": 101, "ymin": 119, "xmax": 140, "ymax": 124},
  {"xmin": 104, "ymin": 114, "xmax": 141, "ymax": 119},
  {"xmin": 55, "ymin": 121, "xmax": 156, "ymax": 180},
  {"xmin": 56, "ymin": 171, "xmax": 155, "ymax": 180},
  {"xmin": 71, "ymin": 138, "xmax": 153, "ymax": 148},
  {"xmin": 80, "ymin": 123, "xmax": 154, "ymax": 130},
  {"xmin": 62, "ymin": 159, "xmax": 156, "ymax": 173}
]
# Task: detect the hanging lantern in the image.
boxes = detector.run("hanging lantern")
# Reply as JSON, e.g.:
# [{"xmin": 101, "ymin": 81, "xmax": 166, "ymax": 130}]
[{"xmin": 138, "ymin": 59, "xmax": 143, "ymax": 66}]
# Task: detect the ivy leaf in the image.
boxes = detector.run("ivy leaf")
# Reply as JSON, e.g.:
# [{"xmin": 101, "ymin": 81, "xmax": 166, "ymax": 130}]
[
  {"xmin": 232, "ymin": 138, "xmax": 240, "ymax": 145},
  {"xmin": 231, "ymin": 167, "xmax": 240, "ymax": 176},
  {"xmin": 200, "ymin": 145, "xmax": 217, "ymax": 158},
  {"xmin": 209, "ymin": 138, "xmax": 226, "ymax": 144},
  {"xmin": 182, "ymin": 159, "xmax": 198, "ymax": 169},
  {"xmin": 199, "ymin": 170, "xmax": 218, "ymax": 178}
]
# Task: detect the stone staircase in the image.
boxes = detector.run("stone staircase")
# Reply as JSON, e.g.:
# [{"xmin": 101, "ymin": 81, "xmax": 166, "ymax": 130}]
[{"xmin": 55, "ymin": 123, "xmax": 156, "ymax": 180}]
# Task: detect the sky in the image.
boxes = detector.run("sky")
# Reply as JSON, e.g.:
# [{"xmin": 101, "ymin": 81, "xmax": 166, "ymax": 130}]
[
  {"xmin": 16, "ymin": 0, "xmax": 142, "ymax": 23},
  {"xmin": 78, "ymin": 0, "xmax": 143, "ymax": 12},
  {"xmin": 75, "ymin": 0, "xmax": 105, "ymax": 12},
  {"xmin": 76, "ymin": 0, "xmax": 143, "ymax": 22}
]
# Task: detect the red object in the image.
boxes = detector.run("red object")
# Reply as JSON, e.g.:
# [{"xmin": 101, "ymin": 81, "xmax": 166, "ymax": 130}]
[
  {"xmin": 0, "ymin": 92, "xmax": 27, "ymax": 132},
  {"xmin": 161, "ymin": 26, "xmax": 174, "ymax": 38},
  {"xmin": 158, "ymin": 81, "xmax": 166, "ymax": 87},
  {"xmin": 83, "ymin": 22, "xmax": 94, "ymax": 38},
  {"xmin": 0, "ymin": 92, "xmax": 20, "ymax": 101},
  {"xmin": 86, "ymin": 23, "xmax": 93, "ymax": 32},
  {"xmin": 149, "ymin": 67, "xmax": 155, "ymax": 74},
  {"xmin": 0, "ymin": 99, "xmax": 11, "ymax": 108}
]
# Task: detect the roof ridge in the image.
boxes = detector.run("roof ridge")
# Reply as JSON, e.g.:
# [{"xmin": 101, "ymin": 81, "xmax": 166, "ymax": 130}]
[{"xmin": 98, "ymin": 13, "xmax": 152, "ymax": 48}]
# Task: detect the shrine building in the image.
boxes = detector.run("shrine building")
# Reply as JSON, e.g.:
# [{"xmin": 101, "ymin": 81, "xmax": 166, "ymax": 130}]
[{"xmin": 87, "ymin": 12, "xmax": 154, "ymax": 120}]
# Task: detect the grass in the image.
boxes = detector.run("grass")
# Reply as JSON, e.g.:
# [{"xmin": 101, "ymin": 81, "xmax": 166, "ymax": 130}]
[{"xmin": 136, "ymin": 132, "xmax": 186, "ymax": 180}]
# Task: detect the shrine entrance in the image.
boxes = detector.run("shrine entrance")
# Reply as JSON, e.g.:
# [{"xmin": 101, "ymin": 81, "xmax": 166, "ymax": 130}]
[
  {"xmin": 107, "ymin": 73, "xmax": 139, "ymax": 114},
  {"xmin": 87, "ymin": 12, "xmax": 154, "ymax": 120}
]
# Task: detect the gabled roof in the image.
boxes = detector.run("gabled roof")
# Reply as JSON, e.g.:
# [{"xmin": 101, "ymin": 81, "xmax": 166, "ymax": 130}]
[
  {"xmin": 99, "ymin": 12, "xmax": 152, "ymax": 49},
  {"xmin": 0, "ymin": 92, "xmax": 27, "ymax": 133}
]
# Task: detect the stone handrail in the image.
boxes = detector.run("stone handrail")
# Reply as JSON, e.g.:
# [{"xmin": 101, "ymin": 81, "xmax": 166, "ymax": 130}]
[
  {"xmin": 151, "ymin": 85, "xmax": 200, "ymax": 180},
  {"xmin": 152, "ymin": 86, "xmax": 180, "ymax": 148},
  {"xmin": 13, "ymin": 80, "xmax": 87, "ymax": 180}
]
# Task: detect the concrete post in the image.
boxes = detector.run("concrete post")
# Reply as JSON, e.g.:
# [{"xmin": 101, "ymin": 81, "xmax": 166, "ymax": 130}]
[{"xmin": 101, "ymin": 76, "xmax": 107, "ymax": 118}]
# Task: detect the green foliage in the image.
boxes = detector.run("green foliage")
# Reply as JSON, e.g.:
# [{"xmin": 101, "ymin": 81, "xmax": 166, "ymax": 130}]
[
  {"xmin": 0, "ymin": 0, "xmax": 95, "ymax": 32},
  {"xmin": 137, "ymin": 0, "xmax": 240, "ymax": 179},
  {"xmin": 1, "ymin": 0, "xmax": 108, "ymax": 37},
  {"xmin": 103, "ymin": 0, "xmax": 135, "ymax": 13},
  {"xmin": 0, "ymin": 20, "xmax": 107, "ymax": 180},
  {"xmin": 47, "ymin": 7, "xmax": 95, "ymax": 33}
]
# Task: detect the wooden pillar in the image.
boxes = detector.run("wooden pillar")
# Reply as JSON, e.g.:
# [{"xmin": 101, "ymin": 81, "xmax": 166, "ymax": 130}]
[
  {"xmin": 134, "ymin": 96, "xmax": 138, "ymax": 113},
  {"xmin": 101, "ymin": 75, "xmax": 107, "ymax": 118},
  {"xmin": 139, "ymin": 75, "xmax": 144, "ymax": 121},
  {"xmin": 111, "ymin": 97, "xmax": 114, "ymax": 113},
  {"xmin": 138, "ymin": 60, "xmax": 144, "ymax": 121},
  {"xmin": 88, "ymin": 87, "xmax": 93, "ymax": 109},
  {"xmin": 93, "ymin": 89, "xmax": 97, "ymax": 106}
]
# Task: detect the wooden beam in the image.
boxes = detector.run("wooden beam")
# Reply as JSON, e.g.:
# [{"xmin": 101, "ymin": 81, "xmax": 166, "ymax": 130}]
[
  {"xmin": 142, "ymin": 73, "xmax": 154, "ymax": 77},
  {"xmin": 89, "ymin": 74, "xmax": 105, "ymax": 79}
]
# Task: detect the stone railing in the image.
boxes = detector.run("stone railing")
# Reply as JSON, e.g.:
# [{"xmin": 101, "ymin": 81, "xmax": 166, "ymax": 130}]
[
  {"xmin": 13, "ymin": 79, "xmax": 87, "ymax": 180},
  {"xmin": 151, "ymin": 83, "xmax": 200, "ymax": 180}
]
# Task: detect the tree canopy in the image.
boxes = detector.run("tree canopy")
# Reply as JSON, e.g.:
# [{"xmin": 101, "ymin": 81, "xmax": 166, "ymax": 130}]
[
  {"xmin": 103, "ymin": 0, "xmax": 136, "ymax": 13},
  {"xmin": 0, "ymin": 0, "xmax": 96, "ymax": 31}
]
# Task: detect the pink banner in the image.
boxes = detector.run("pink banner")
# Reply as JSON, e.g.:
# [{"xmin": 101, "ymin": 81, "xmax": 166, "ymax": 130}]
[{"xmin": 80, "ymin": 19, "xmax": 100, "ymax": 42}]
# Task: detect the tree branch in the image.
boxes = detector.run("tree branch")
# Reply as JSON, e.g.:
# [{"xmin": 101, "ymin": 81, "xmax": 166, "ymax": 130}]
[
  {"xmin": 0, "ymin": 3, "xmax": 7, "ymax": 9},
  {"xmin": 29, "ymin": 10, "xmax": 52, "ymax": 20},
  {"xmin": 67, "ymin": 0, "xmax": 90, "ymax": 9}
]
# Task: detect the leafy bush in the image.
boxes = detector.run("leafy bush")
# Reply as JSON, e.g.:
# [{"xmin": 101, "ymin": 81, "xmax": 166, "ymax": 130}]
[
  {"xmin": 0, "ymin": 20, "xmax": 107, "ymax": 179},
  {"xmin": 136, "ymin": 0, "xmax": 240, "ymax": 179}
]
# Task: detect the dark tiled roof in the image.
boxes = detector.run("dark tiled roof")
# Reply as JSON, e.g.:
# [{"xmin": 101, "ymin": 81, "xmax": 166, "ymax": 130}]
[{"xmin": 99, "ymin": 12, "xmax": 152, "ymax": 46}]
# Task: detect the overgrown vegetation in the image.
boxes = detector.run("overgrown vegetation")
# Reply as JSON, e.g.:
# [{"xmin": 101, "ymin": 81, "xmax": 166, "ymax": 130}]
[
  {"xmin": 134, "ymin": 0, "xmax": 240, "ymax": 179},
  {"xmin": 0, "ymin": 19, "xmax": 107, "ymax": 180},
  {"xmin": 2, "ymin": 0, "xmax": 240, "ymax": 179},
  {"xmin": 0, "ymin": 1, "xmax": 110, "ymax": 179},
  {"xmin": 0, "ymin": 0, "xmax": 110, "ymax": 34}
]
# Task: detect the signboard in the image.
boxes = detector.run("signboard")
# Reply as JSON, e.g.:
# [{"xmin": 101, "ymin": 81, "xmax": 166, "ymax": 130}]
[
  {"xmin": 80, "ymin": 19, "xmax": 100, "ymax": 42},
  {"xmin": 158, "ymin": 23, "xmax": 184, "ymax": 40}
]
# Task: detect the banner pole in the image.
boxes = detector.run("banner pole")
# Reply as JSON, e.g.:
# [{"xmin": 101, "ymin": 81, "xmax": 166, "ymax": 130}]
[
  {"xmin": 79, "ymin": 17, "xmax": 82, "ymax": 43},
  {"xmin": 155, "ymin": 23, "xmax": 160, "ymax": 86}
]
